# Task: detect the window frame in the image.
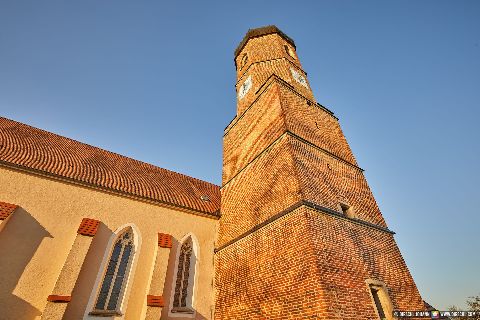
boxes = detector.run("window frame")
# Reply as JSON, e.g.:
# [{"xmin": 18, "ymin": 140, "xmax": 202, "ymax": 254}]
[
  {"xmin": 339, "ymin": 201, "xmax": 356, "ymax": 218},
  {"xmin": 83, "ymin": 224, "xmax": 141, "ymax": 320},
  {"xmin": 168, "ymin": 233, "xmax": 200, "ymax": 318},
  {"xmin": 365, "ymin": 279, "xmax": 394, "ymax": 320}
]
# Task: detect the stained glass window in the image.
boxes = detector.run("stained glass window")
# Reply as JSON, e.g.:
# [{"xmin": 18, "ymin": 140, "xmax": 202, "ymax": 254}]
[
  {"xmin": 173, "ymin": 237, "xmax": 193, "ymax": 310},
  {"xmin": 94, "ymin": 229, "xmax": 134, "ymax": 314}
]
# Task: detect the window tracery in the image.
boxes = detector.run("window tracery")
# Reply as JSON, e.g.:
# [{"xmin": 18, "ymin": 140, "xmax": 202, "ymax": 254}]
[
  {"xmin": 172, "ymin": 237, "xmax": 195, "ymax": 314},
  {"xmin": 92, "ymin": 229, "xmax": 134, "ymax": 315}
]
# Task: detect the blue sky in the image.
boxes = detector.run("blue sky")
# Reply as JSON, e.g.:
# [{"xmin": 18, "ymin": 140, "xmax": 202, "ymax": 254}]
[{"xmin": 1, "ymin": 0, "xmax": 479, "ymax": 311}]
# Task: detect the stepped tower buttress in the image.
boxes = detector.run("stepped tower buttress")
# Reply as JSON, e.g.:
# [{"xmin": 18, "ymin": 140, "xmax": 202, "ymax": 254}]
[{"xmin": 215, "ymin": 26, "xmax": 425, "ymax": 320}]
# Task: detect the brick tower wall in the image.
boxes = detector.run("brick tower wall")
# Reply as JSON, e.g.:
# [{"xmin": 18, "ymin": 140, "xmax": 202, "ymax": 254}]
[
  {"xmin": 215, "ymin": 207, "xmax": 329, "ymax": 319},
  {"xmin": 222, "ymin": 80, "xmax": 286, "ymax": 184},
  {"xmin": 215, "ymin": 206, "xmax": 425, "ymax": 319},
  {"xmin": 215, "ymin": 26, "xmax": 425, "ymax": 319},
  {"xmin": 306, "ymin": 207, "xmax": 425, "ymax": 318}
]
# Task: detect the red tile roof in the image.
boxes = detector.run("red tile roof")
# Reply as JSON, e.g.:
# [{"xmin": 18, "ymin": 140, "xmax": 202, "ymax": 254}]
[
  {"xmin": 0, "ymin": 117, "xmax": 220, "ymax": 216},
  {"xmin": 0, "ymin": 201, "xmax": 18, "ymax": 220}
]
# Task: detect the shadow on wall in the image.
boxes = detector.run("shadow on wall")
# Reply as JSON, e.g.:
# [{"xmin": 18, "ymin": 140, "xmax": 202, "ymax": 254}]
[
  {"xmin": 0, "ymin": 207, "xmax": 52, "ymax": 320},
  {"xmin": 161, "ymin": 238, "xmax": 210, "ymax": 320},
  {"xmin": 63, "ymin": 222, "xmax": 113, "ymax": 319}
]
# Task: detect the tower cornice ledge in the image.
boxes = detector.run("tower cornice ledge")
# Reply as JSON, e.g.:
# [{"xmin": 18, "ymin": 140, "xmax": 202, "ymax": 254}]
[
  {"xmin": 220, "ymin": 130, "xmax": 364, "ymax": 190},
  {"xmin": 224, "ymin": 73, "xmax": 337, "ymax": 136},
  {"xmin": 214, "ymin": 199, "xmax": 395, "ymax": 253}
]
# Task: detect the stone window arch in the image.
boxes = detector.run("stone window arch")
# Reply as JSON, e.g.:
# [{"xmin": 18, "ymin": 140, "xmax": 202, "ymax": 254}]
[
  {"xmin": 170, "ymin": 234, "xmax": 199, "ymax": 316},
  {"xmin": 85, "ymin": 224, "xmax": 141, "ymax": 318}
]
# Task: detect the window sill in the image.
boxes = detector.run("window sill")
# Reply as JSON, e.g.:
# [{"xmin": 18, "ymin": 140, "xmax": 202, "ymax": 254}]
[
  {"xmin": 88, "ymin": 310, "xmax": 123, "ymax": 317},
  {"xmin": 171, "ymin": 307, "xmax": 194, "ymax": 314}
]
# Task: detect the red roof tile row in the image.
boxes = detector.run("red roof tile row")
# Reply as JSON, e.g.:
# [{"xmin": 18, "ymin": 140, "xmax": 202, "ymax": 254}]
[
  {"xmin": 0, "ymin": 201, "xmax": 18, "ymax": 220},
  {"xmin": 0, "ymin": 117, "xmax": 220, "ymax": 216}
]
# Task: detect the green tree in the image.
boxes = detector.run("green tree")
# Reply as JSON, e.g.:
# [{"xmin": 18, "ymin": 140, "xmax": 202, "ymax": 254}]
[{"xmin": 448, "ymin": 294, "xmax": 480, "ymax": 320}]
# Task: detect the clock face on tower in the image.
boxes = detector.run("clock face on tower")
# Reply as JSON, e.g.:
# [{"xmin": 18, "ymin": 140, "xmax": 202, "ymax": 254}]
[
  {"xmin": 290, "ymin": 68, "xmax": 308, "ymax": 88},
  {"xmin": 238, "ymin": 75, "xmax": 252, "ymax": 100}
]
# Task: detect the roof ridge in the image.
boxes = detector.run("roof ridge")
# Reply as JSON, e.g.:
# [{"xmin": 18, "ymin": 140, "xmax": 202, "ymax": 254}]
[
  {"xmin": 0, "ymin": 116, "xmax": 219, "ymax": 188},
  {"xmin": 0, "ymin": 116, "xmax": 221, "ymax": 215}
]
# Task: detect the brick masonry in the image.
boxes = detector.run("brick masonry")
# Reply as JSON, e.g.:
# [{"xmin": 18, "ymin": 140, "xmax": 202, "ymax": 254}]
[
  {"xmin": 234, "ymin": 33, "xmax": 314, "ymax": 115},
  {"xmin": 147, "ymin": 295, "xmax": 165, "ymax": 307},
  {"xmin": 77, "ymin": 218, "xmax": 100, "ymax": 237},
  {"xmin": 215, "ymin": 26, "xmax": 425, "ymax": 319},
  {"xmin": 158, "ymin": 233, "xmax": 173, "ymax": 248},
  {"xmin": 278, "ymin": 83, "xmax": 358, "ymax": 166},
  {"xmin": 223, "ymin": 79, "xmax": 286, "ymax": 184},
  {"xmin": 215, "ymin": 206, "xmax": 425, "ymax": 319},
  {"xmin": 46, "ymin": 295, "xmax": 72, "ymax": 303}
]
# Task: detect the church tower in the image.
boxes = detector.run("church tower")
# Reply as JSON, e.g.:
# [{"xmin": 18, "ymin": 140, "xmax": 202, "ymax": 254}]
[{"xmin": 215, "ymin": 26, "xmax": 425, "ymax": 319}]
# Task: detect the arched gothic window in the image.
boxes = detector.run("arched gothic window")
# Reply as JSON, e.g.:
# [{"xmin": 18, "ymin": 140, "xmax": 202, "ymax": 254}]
[
  {"xmin": 172, "ymin": 236, "xmax": 195, "ymax": 314},
  {"xmin": 91, "ymin": 228, "xmax": 135, "ymax": 316}
]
